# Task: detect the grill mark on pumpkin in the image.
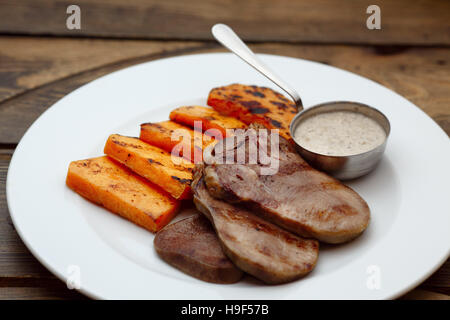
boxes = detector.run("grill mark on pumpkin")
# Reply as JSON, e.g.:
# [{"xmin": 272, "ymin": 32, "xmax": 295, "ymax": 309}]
[
  {"xmin": 112, "ymin": 139, "xmax": 143, "ymax": 150},
  {"xmin": 171, "ymin": 176, "xmax": 191, "ymax": 184},
  {"xmin": 147, "ymin": 158, "xmax": 163, "ymax": 166},
  {"xmin": 249, "ymin": 107, "xmax": 270, "ymax": 114},
  {"xmin": 270, "ymin": 119, "xmax": 283, "ymax": 128},
  {"xmin": 245, "ymin": 89, "xmax": 265, "ymax": 98}
]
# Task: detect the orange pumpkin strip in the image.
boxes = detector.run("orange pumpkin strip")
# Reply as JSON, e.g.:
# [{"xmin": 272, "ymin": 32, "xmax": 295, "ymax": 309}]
[{"xmin": 66, "ymin": 156, "xmax": 180, "ymax": 232}]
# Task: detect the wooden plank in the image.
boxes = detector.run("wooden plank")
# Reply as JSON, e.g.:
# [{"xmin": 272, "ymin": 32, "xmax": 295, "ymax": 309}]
[
  {"xmin": 2, "ymin": 143, "xmax": 450, "ymax": 299},
  {"xmin": 0, "ymin": 0, "xmax": 449, "ymax": 45},
  {"xmin": 420, "ymin": 259, "xmax": 450, "ymax": 294},
  {"xmin": 0, "ymin": 150, "xmax": 59, "ymax": 278},
  {"xmin": 401, "ymin": 289, "xmax": 450, "ymax": 300},
  {"xmin": 0, "ymin": 150, "xmax": 12, "ymax": 221},
  {"xmin": 0, "ymin": 38, "xmax": 448, "ymax": 144},
  {"xmin": 0, "ymin": 37, "xmax": 212, "ymax": 143},
  {"xmin": 0, "ymin": 149, "xmax": 84, "ymax": 299},
  {"xmin": 0, "ymin": 286, "xmax": 86, "ymax": 300},
  {"xmin": 250, "ymin": 43, "xmax": 450, "ymax": 136},
  {"xmin": 0, "ymin": 37, "xmax": 205, "ymax": 105},
  {"xmin": 0, "ymin": 37, "xmax": 448, "ymax": 299}
]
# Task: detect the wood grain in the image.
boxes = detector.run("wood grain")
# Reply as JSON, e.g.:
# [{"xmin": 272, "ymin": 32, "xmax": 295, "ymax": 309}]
[
  {"xmin": 1, "ymin": 147, "xmax": 449, "ymax": 297},
  {"xmin": 0, "ymin": 38, "xmax": 213, "ymax": 143},
  {"xmin": 0, "ymin": 150, "xmax": 11, "ymax": 221},
  {"xmin": 401, "ymin": 289, "xmax": 450, "ymax": 300},
  {"xmin": 0, "ymin": 37, "xmax": 204, "ymax": 103},
  {"xmin": 1, "ymin": 150, "xmax": 87, "ymax": 300},
  {"xmin": 0, "ymin": 150, "xmax": 56, "ymax": 279},
  {"xmin": 0, "ymin": 38, "xmax": 448, "ymax": 144},
  {"xmin": 0, "ymin": 0, "xmax": 449, "ymax": 45},
  {"xmin": 0, "ymin": 286, "xmax": 86, "ymax": 300},
  {"xmin": 0, "ymin": 36, "xmax": 448, "ymax": 299}
]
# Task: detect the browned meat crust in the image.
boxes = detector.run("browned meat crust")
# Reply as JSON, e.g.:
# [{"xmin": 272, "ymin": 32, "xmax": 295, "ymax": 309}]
[
  {"xmin": 203, "ymin": 125, "xmax": 370, "ymax": 244},
  {"xmin": 192, "ymin": 164, "xmax": 319, "ymax": 284}
]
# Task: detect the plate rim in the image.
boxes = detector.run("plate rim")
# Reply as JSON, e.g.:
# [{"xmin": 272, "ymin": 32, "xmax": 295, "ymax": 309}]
[{"xmin": 6, "ymin": 52, "xmax": 450, "ymax": 300}]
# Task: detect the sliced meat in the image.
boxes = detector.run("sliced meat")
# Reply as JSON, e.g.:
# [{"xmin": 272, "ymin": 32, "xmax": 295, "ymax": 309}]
[
  {"xmin": 203, "ymin": 125, "xmax": 370, "ymax": 244},
  {"xmin": 192, "ymin": 165, "xmax": 319, "ymax": 284},
  {"xmin": 154, "ymin": 214, "xmax": 243, "ymax": 284}
]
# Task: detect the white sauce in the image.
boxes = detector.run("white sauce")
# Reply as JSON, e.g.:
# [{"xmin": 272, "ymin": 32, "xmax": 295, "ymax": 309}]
[{"xmin": 294, "ymin": 111, "xmax": 386, "ymax": 156}]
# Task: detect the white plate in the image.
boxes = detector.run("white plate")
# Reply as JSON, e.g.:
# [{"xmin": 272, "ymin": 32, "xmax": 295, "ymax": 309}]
[{"xmin": 7, "ymin": 53, "xmax": 450, "ymax": 300}]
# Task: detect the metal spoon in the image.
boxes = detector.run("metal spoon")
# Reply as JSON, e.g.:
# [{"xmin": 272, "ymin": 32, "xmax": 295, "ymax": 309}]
[
  {"xmin": 212, "ymin": 23, "xmax": 303, "ymax": 110},
  {"xmin": 211, "ymin": 23, "xmax": 390, "ymax": 180}
]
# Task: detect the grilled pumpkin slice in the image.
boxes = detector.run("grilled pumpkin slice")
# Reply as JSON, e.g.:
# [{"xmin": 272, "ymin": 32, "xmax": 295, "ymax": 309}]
[
  {"xmin": 66, "ymin": 156, "xmax": 180, "ymax": 232},
  {"xmin": 207, "ymin": 84, "xmax": 298, "ymax": 139},
  {"xmin": 104, "ymin": 134, "xmax": 194, "ymax": 200},
  {"xmin": 169, "ymin": 106, "xmax": 246, "ymax": 137},
  {"xmin": 140, "ymin": 121, "xmax": 215, "ymax": 163}
]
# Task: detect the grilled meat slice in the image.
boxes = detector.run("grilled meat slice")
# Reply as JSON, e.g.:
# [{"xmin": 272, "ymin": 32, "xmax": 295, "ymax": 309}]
[
  {"xmin": 154, "ymin": 214, "xmax": 243, "ymax": 284},
  {"xmin": 203, "ymin": 125, "xmax": 370, "ymax": 244},
  {"xmin": 192, "ymin": 164, "xmax": 319, "ymax": 284}
]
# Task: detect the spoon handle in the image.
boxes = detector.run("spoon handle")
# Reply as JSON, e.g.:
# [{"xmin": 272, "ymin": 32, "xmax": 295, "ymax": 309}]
[{"xmin": 212, "ymin": 23, "xmax": 303, "ymax": 110}]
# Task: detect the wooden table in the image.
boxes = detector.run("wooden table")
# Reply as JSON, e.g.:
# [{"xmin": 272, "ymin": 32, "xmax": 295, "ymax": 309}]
[{"xmin": 0, "ymin": 0, "xmax": 449, "ymax": 300}]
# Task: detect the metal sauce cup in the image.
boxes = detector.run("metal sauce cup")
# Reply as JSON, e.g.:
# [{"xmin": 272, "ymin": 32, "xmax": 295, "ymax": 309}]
[
  {"xmin": 212, "ymin": 24, "xmax": 391, "ymax": 179},
  {"xmin": 289, "ymin": 101, "xmax": 390, "ymax": 180}
]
